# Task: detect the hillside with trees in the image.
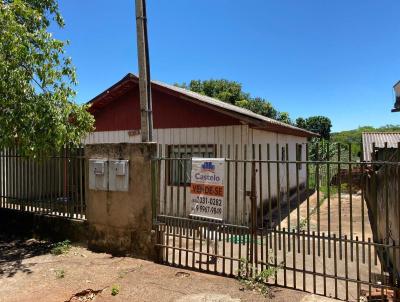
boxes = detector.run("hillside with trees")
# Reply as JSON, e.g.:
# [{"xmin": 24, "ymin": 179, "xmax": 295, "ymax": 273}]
[{"xmin": 331, "ymin": 125, "xmax": 400, "ymax": 158}]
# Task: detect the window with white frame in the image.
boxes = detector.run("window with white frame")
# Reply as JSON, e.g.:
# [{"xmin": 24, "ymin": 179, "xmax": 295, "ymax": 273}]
[{"xmin": 168, "ymin": 144, "xmax": 217, "ymax": 186}]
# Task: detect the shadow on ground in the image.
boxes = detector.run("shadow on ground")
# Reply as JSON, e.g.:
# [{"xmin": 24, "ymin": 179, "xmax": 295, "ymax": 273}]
[
  {"xmin": 0, "ymin": 234, "xmax": 53, "ymax": 278},
  {"xmin": 264, "ymin": 188, "xmax": 315, "ymax": 228}
]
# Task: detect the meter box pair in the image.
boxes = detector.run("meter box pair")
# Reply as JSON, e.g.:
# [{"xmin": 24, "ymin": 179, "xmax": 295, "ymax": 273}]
[{"xmin": 88, "ymin": 159, "xmax": 129, "ymax": 191}]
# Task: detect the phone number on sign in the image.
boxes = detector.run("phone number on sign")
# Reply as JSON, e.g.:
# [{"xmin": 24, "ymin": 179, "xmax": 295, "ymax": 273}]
[
  {"xmin": 194, "ymin": 204, "xmax": 222, "ymax": 215},
  {"xmin": 194, "ymin": 196, "xmax": 222, "ymax": 206}
]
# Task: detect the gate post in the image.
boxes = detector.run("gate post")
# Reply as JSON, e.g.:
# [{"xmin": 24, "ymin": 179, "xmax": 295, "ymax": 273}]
[
  {"xmin": 85, "ymin": 143, "xmax": 157, "ymax": 259},
  {"xmin": 154, "ymin": 222, "xmax": 165, "ymax": 263}
]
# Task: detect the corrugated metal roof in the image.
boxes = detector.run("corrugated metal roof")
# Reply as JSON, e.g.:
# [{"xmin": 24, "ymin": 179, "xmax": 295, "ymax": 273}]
[
  {"xmin": 152, "ymin": 79, "xmax": 317, "ymax": 137},
  {"xmin": 362, "ymin": 132, "xmax": 400, "ymax": 161},
  {"xmin": 88, "ymin": 73, "xmax": 317, "ymax": 138}
]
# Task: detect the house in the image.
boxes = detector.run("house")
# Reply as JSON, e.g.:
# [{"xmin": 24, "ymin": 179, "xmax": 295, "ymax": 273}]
[{"xmin": 85, "ymin": 73, "xmax": 317, "ymax": 223}]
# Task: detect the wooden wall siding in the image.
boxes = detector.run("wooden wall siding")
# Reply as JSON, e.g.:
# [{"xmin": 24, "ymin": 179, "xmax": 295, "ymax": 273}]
[
  {"xmin": 251, "ymin": 129, "xmax": 308, "ymax": 198},
  {"xmin": 84, "ymin": 125, "xmax": 249, "ymax": 148},
  {"xmin": 250, "ymin": 129, "xmax": 308, "ymax": 225},
  {"xmin": 83, "ymin": 125, "xmax": 307, "ymax": 225},
  {"xmin": 153, "ymin": 125, "xmax": 249, "ymax": 224},
  {"xmin": 90, "ymin": 87, "xmax": 241, "ymax": 131},
  {"xmin": 85, "ymin": 130, "xmax": 142, "ymax": 144}
]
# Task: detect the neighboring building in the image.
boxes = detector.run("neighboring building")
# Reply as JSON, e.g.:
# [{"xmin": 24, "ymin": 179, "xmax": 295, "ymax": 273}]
[
  {"xmin": 85, "ymin": 73, "xmax": 317, "ymax": 223},
  {"xmin": 362, "ymin": 132, "xmax": 400, "ymax": 161},
  {"xmin": 392, "ymin": 81, "xmax": 400, "ymax": 112},
  {"xmin": 363, "ymin": 132, "xmax": 400, "ymax": 277}
]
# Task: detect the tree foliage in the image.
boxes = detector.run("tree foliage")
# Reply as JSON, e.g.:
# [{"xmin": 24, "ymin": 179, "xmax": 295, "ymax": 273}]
[
  {"xmin": 235, "ymin": 98, "xmax": 278, "ymax": 119},
  {"xmin": 295, "ymin": 117, "xmax": 307, "ymax": 129},
  {"xmin": 296, "ymin": 116, "xmax": 332, "ymax": 139},
  {"xmin": 0, "ymin": 0, "xmax": 94, "ymax": 156},
  {"xmin": 331, "ymin": 125, "xmax": 400, "ymax": 146},
  {"xmin": 277, "ymin": 112, "xmax": 292, "ymax": 124},
  {"xmin": 177, "ymin": 79, "xmax": 281, "ymax": 120},
  {"xmin": 184, "ymin": 81, "xmax": 400, "ymax": 160},
  {"xmin": 331, "ymin": 124, "xmax": 400, "ymax": 158},
  {"xmin": 176, "ymin": 79, "xmax": 334, "ymax": 137},
  {"xmin": 178, "ymin": 79, "xmax": 245, "ymax": 105}
]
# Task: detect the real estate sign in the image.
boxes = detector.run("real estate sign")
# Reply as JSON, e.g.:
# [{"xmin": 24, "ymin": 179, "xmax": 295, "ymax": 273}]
[{"xmin": 190, "ymin": 158, "xmax": 225, "ymax": 221}]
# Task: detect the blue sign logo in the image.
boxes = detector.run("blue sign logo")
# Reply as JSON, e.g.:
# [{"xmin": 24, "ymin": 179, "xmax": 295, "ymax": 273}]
[{"xmin": 201, "ymin": 161, "xmax": 215, "ymax": 173}]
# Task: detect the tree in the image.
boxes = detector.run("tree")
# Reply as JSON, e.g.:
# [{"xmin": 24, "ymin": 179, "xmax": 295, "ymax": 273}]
[
  {"xmin": 308, "ymin": 138, "xmax": 336, "ymax": 161},
  {"xmin": 305, "ymin": 116, "xmax": 332, "ymax": 140},
  {"xmin": 295, "ymin": 117, "xmax": 307, "ymax": 129},
  {"xmin": 296, "ymin": 116, "xmax": 332, "ymax": 139},
  {"xmin": 0, "ymin": 0, "xmax": 94, "ymax": 157},
  {"xmin": 176, "ymin": 79, "xmax": 283, "ymax": 120},
  {"xmin": 177, "ymin": 79, "xmax": 246, "ymax": 105},
  {"xmin": 235, "ymin": 97, "xmax": 278, "ymax": 119},
  {"xmin": 277, "ymin": 112, "xmax": 292, "ymax": 125}
]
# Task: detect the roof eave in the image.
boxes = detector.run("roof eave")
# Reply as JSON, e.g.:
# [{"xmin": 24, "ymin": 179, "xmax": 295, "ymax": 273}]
[
  {"xmin": 87, "ymin": 73, "xmax": 137, "ymax": 105},
  {"xmin": 151, "ymin": 82, "xmax": 317, "ymax": 138},
  {"xmin": 87, "ymin": 73, "xmax": 318, "ymax": 138}
]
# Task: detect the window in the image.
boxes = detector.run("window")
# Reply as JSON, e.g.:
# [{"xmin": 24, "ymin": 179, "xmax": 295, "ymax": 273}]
[
  {"xmin": 296, "ymin": 144, "xmax": 303, "ymax": 170},
  {"xmin": 281, "ymin": 147, "xmax": 286, "ymax": 161},
  {"xmin": 168, "ymin": 145, "xmax": 216, "ymax": 186}
]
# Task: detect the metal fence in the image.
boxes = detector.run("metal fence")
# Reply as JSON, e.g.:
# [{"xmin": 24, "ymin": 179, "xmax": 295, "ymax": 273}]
[
  {"xmin": 152, "ymin": 143, "xmax": 400, "ymax": 301},
  {"xmin": 0, "ymin": 146, "xmax": 86, "ymax": 220}
]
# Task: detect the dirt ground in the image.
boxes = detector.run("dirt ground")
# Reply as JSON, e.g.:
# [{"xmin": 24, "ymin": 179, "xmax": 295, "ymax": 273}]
[
  {"xmin": 1, "ymin": 192, "xmax": 367, "ymax": 302},
  {"xmin": 282, "ymin": 191, "xmax": 373, "ymax": 239},
  {"xmin": 276, "ymin": 191, "xmax": 380, "ymax": 301},
  {"xmin": 0, "ymin": 235, "xmax": 332, "ymax": 302}
]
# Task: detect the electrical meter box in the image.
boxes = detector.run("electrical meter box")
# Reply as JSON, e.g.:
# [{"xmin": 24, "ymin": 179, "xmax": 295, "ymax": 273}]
[
  {"xmin": 89, "ymin": 159, "xmax": 108, "ymax": 190},
  {"xmin": 109, "ymin": 160, "xmax": 129, "ymax": 192}
]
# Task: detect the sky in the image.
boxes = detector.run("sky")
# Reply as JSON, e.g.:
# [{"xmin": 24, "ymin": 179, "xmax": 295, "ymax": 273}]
[{"xmin": 53, "ymin": 0, "xmax": 400, "ymax": 132}]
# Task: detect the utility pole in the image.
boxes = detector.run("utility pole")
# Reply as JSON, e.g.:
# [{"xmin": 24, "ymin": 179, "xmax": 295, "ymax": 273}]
[{"xmin": 135, "ymin": 0, "xmax": 153, "ymax": 142}]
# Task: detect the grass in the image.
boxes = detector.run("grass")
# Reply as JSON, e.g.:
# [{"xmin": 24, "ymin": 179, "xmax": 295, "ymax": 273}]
[
  {"xmin": 293, "ymin": 182, "xmax": 338, "ymax": 232},
  {"xmin": 55, "ymin": 269, "xmax": 65, "ymax": 279},
  {"xmin": 111, "ymin": 284, "xmax": 120, "ymax": 296},
  {"xmin": 51, "ymin": 240, "xmax": 71, "ymax": 255},
  {"xmin": 237, "ymin": 257, "xmax": 281, "ymax": 298},
  {"xmin": 296, "ymin": 217, "xmax": 308, "ymax": 231}
]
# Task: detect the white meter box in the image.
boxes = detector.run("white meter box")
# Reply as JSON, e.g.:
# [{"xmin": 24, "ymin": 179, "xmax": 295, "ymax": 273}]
[
  {"xmin": 109, "ymin": 160, "xmax": 129, "ymax": 192},
  {"xmin": 89, "ymin": 159, "xmax": 108, "ymax": 190}
]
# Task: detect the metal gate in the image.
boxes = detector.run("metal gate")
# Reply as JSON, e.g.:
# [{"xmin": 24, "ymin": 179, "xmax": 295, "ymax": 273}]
[{"xmin": 152, "ymin": 143, "xmax": 400, "ymax": 301}]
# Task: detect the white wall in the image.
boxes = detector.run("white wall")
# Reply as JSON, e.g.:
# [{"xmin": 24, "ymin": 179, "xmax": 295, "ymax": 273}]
[
  {"xmin": 84, "ymin": 126, "xmax": 308, "ymax": 225},
  {"xmin": 250, "ymin": 129, "xmax": 308, "ymax": 225}
]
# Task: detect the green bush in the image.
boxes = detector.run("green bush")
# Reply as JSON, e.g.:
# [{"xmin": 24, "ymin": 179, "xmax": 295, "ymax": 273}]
[{"xmin": 51, "ymin": 240, "xmax": 71, "ymax": 255}]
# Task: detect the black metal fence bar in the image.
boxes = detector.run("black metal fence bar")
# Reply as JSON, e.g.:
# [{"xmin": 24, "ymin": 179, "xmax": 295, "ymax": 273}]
[
  {"xmin": 153, "ymin": 142, "xmax": 400, "ymax": 301},
  {"xmin": 154, "ymin": 216, "xmax": 400, "ymax": 299},
  {"xmin": 0, "ymin": 146, "xmax": 86, "ymax": 220}
]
